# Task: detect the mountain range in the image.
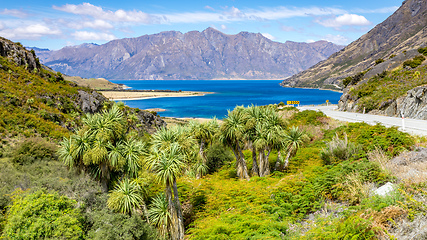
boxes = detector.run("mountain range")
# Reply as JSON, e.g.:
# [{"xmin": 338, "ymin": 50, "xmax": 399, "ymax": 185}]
[
  {"xmin": 32, "ymin": 28, "xmax": 343, "ymax": 80},
  {"xmin": 281, "ymin": 0, "xmax": 427, "ymax": 89}
]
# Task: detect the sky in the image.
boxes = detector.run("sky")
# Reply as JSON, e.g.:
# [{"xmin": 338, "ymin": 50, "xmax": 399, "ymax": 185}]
[{"xmin": 0, "ymin": 0, "xmax": 403, "ymax": 50}]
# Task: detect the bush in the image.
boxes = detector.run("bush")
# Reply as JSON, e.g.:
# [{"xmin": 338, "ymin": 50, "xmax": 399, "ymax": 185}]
[
  {"xmin": 290, "ymin": 110, "xmax": 327, "ymax": 126},
  {"xmin": 85, "ymin": 208, "xmax": 161, "ymax": 240},
  {"xmin": 375, "ymin": 58, "xmax": 385, "ymax": 65},
  {"xmin": 320, "ymin": 133, "xmax": 361, "ymax": 165},
  {"xmin": 418, "ymin": 46, "xmax": 427, "ymax": 56},
  {"xmin": 403, "ymin": 55, "xmax": 425, "ymax": 69},
  {"xmin": 11, "ymin": 137, "xmax": 57, "ymax": 165},
  {"xmin": 205, "ymin": 143, "xmax": 234, "ymax": 174},
  {"xmin": 3, "ymin": 189, "xmax": 84, "ymax": 240}
]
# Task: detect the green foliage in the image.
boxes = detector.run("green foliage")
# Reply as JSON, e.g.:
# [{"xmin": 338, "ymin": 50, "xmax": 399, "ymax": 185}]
[
  {"xmin": 375, "ymin": 58, "xmax": 385, "ymax": 65},
  {"xmin": 342, "ymin": 71, "xmax": 365, "ymax": 87},
  {"xmin": 320, "ymin": 133, "xmax": 361, "ymax": 165},
  {"xmin": 403, "ymin": 55, "xmax": 425, "ymax": 69},
  {"xmin": 3, "ymin": 189, "xmax": 84, "ymax": 240},
  {"xmin": 205, "ymin": 143, "xmax": 234, "ymax": 174},
  {"xmin": 301, "ymin": 215, "xmax": 377, "ymax": 240},
  {"xmin": 86, "ymin": 208, "xmax": 162, "ymax": 240},
  {"xmin": 290, "ymin": 110, "xmax": 327, "ymax": 126},
  {"xmin": 108, "ymin": 178, "xmax": 144, "ymax": 215},
  {"xmin": 11, "ymin": 137, "xmax": 57, "ymax": 165},
  {"xmin": 418, "ymin": 46, "xmax": 427, "ymax": 56},
  {"xmin": 326, "ymin": 122, "xmax": 414, "ymax": 157},
  {"xmin": 0, "ymin": 52, "xmax": 98, "ymax": 139}
]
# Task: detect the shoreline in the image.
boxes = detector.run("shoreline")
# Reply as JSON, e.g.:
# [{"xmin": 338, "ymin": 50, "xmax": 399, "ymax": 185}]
[{"xmin": 101, "ymin": 90, "xmax": 214, "ymax": 101}]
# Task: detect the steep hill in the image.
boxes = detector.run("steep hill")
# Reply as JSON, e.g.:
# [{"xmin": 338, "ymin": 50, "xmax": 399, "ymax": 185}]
[
  {"xmin": 0, "ymin": 37, "xmax": 164, "ymax": 139},
  {"xmin": 281, "ymin": 0, "xmax": 427, "ymax": 89},
  {"xmin": 33, "ymin": 28, "xmax": 343, "ymax": 80}
]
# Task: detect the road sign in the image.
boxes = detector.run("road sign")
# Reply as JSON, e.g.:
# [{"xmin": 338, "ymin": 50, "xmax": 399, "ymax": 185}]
[{"xmin": 287, "ymin": 101, "xmax": 300, "ymax": 105}]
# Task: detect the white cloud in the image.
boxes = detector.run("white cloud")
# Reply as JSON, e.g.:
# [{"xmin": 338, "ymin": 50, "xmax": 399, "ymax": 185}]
[
  {"xmin": 68, "ymin": 19, "xmax": 114, "ymax": 30},
  {"xmin": 0, "ymin": 23, "xmax": 61, "ymax": 39},
  {"xmin": 157, "ymin": 6, "xmax": 347, "ymax": 24},
  {"xmin": 72, "ymin": 31, "xmax": 116, "ymax": 41},
  {"xmin": 322, "ymin": 34, "xmax": 349, "ymax": 45},
  {"xmin": 0, "ymin": 9, "xmax": 29, "ymax": 18},
  {"xmin": 306, "ymin": 39, "xmax": 316, "ymax": 43},
  {"xmin": 53, "ymin": 3, "xmax": 156, "ymax": 23},
  {"xmin": 261, "ymin": 33, "xmax": 276, "ymax": 40},
  {"xmin": 0, "ymin": 22, "xmax": 4, "ymax": 30},
  {"xmin": 317, "ymin": 14, "xmax": 371, "ymax": 28},
  {"xmin": 220, "ymin": 24, "xmax": 227, "ymax": 30}
]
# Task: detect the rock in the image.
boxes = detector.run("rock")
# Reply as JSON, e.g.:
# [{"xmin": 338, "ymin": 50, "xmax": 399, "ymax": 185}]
[
  {"xmin": 374, "ymin": 182, "xmax": 395, "ymax": 196},
  {"xmin": 77, "ymin": 90, "xmax": 106, "ymax": 114},
  {"xmin": 0, "ymin": 37, "xmax": 40, "ymax": 72}
]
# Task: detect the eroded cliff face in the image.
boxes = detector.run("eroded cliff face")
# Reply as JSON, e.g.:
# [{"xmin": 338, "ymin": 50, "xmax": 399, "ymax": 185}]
[{"xmin": 339, "ymin": 86, "xmax": 427, "ymax": 120}]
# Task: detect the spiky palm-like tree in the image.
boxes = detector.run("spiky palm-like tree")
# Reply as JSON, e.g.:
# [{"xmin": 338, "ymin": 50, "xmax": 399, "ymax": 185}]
[
  {"xmin": 282, "ymin": 126, "xmax": 306, "ymax": 170},
  {"xmin": 189, "ymin": 119, "xmax": 219, "ymax": 178},
  {"xmin": 220, "ymin": 107, "xmax": 250, "ymax": 180},
  {"xmin": 145, "ymin": 143, "xmax": 186, "ymax": 240},
  {"xmin": 58, "ymin": 104, "xmax": 146, "ymax": 192},
  {"xmin": 148, "ymin": 194, "xmax": 171, "ymax": 238},
  {"xmin": 107, "ymin": 178, "xmax": 146, "ymax": 218}
]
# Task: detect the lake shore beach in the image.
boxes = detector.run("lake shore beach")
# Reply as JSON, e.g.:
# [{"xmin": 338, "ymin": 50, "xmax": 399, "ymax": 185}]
[{"xmin": 100, "ymin": 90, "xmax": 213, "ymax": 100}]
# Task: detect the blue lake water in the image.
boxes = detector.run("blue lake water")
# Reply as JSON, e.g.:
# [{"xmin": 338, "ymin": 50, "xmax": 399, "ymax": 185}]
[{"xmin": 110, "ymin": 80, "xmax": 342, "ymax": 119}]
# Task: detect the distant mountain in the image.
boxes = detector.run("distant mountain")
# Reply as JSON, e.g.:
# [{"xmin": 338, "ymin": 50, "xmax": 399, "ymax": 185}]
[
  {"xmin": 33, "ymin": 28, "xmax": 343, "ymax": 80},
  {"xmin": 281, "ymin": 0, "xmax": 427, "ymax": 89}
]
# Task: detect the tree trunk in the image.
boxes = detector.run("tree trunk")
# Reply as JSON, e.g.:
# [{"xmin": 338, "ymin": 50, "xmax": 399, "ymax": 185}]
[
  {"xmin": 196, "ymin": 139, "xmax": 206, "ymax": 179},
  {"xmin": 274, "ymin": 151, "xmax": 282, "ymax": 171},
  {"xmin": 258, "ymin": 151, "xmax": 265, "ymax": 177},
  {"xmin": 100, "ymin": 162, "xmax": 110, "ymax": 193},
  {"xmin": 166, "ymin": 183, "xmax": 176, "ymax": 239},
  {"xmin": 263, "ymin": 148, "xmax": 272, "ymax": 176},
  {"xmin": 141, "ymin": 201, "xmax": 150, "ymax": 223},
  {"xmin": 172, "ymin": 179, "xmax": 185, "ymax": 240},
  {"xmin": 236, "ymin": 141, "xmax": 250, "ymax": 180},
  {"xmin": 251, "ymin": 145, "xmax": 259, "ymax": 177},
  {"xmin": 283, "ymin": 147, "xmax": 293, "ymax": 170}
]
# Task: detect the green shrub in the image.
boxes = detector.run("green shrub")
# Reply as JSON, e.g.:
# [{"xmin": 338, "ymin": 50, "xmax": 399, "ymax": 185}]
[
  {"xmin": 375, "ymin": 58, "xmax": 385, "ymax": 65},
  {"xmin": 205, "ymin": 143, "xmax": 234, "ymax": 174},
  {"xmin": 403, "ymin": 55, "xmax": 425, "ymax": 68},
  {"xmin": 3, "ymin": 189, "xmax": 84, "ymax": 240},
  {"xmin": 11, "ymin": 137, "xmax": 57, "ymax": 165},
  {"xmin": 418, "ymin": 46, "xmax": 427, "ymax": 56},
  {"xmin": 320, "ymin": 133, "xmax": 361, "ymax": 165},
  {"xmin": 290, "ymin": 110, "xmax": 327, "ymax": 126},
  {"xmin": 85, "ymin": 208, "xmax": 161, "ymax": 240}
]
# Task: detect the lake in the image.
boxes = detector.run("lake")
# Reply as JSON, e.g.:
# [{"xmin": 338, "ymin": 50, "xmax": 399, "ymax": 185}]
[{"xmin": 109, "ymin": 80, "xmax": 342, "ymax": 119}]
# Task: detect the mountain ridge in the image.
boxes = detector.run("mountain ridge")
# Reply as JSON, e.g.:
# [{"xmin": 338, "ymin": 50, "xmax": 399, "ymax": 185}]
[
  {"xmin": 281, "ymin": 0, "xmax": 427, "ymax": 89},
  {"xmin": 33, "ymin": 28, "xmax": 343, "ymax": 80}
]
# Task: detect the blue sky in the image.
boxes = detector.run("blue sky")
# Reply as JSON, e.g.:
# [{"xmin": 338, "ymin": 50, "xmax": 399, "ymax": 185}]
[{"xmin": 0, "ymin": 0, "xmax": 402, "ymax": 50}]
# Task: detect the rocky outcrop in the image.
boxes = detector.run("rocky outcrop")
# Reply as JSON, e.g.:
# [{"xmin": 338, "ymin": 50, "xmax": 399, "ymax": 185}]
[
  {"xmin": 281, "ymin": 0, "xmax": 427, "ymax": 89},
  {"xmin": 137, "ymin": 111, "xmax": 166, "ymax": 134},
  {"xmin": 0, "ymin": 37, "xmax": 40, "ymax": 72},
  {"xmin": 338, "ymin": 85, "xmax": 427, "ymax": 120},
  {"xmin": 33, "ymin": 28, "xmax": 343, "ymax": 80},
  {"xmin": 77, "ymin": 90, "xmax": 106, "ymax": 114}
]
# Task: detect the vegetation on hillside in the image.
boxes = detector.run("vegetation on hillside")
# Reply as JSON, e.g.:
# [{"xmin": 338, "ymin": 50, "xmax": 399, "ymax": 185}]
[{"xmin": 348, "ymin": 63, "xmax": 427, "ymax": 113}]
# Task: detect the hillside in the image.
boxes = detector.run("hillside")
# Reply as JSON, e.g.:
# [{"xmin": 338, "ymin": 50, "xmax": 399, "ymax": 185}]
[
  {"xmin": 281, "ymin": 0, "xmax": 427, "ymax": 89},
  {"xmin": 32, "ymin": 28, "xmax": 343, "ymax": 80},
  {"xmin": 0, "ymin": 37, "xmax": 165, "ymax": 139}
]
